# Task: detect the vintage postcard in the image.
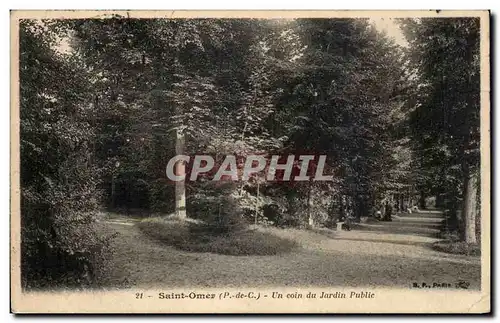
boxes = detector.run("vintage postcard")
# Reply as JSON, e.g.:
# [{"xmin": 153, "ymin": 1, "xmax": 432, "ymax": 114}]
[{"xmin": 10, "ymin": 10, "xmax": 490, "ymax": 314}]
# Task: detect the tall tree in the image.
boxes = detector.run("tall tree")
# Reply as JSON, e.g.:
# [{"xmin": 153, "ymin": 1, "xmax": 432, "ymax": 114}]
[
  {"xmin": 400, "ymin": 18, "xmax": 481, "ymax": 243},
  {"xmin": 19, "ymin": 20, "xmax": 109, "ymax": 287},
  {"xmin": 272, "ymin": 19, "xmax": 408, "ymax": 222}
]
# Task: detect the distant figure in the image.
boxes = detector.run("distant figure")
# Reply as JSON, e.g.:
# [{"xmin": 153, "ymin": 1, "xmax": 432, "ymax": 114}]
[
  {"xmin": 412, "ymin": 205, "xmax": 420, "ymax": 213},
  {"xmin": 375, "ymin": 210, "xmax": 382, "ymax": 219},
  {"xmin": 337, "ymin": 213, "xmax": 354, "ymax": 231},
  {"xmin": 342, "ymin": 215, "xmax": 353, "ymax": 231}
]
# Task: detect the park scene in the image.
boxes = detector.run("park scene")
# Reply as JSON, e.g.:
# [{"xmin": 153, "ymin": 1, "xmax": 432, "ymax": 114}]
[{"xmin": 19, "ymin": 16, "xmax": 482, "ymax": 290}]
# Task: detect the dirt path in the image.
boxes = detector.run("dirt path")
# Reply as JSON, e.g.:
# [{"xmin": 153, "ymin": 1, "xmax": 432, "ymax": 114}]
[{"xmin": 98, "ymin": 211, "xmax": 481, "ymax": 289}]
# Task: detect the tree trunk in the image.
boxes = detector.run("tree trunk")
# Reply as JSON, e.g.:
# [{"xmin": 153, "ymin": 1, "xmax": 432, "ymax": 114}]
[
  {"xmin": 255, "ymin": 181, "xmax": 260, "ymax": 225},
  {"xmin": 307, "ymin": 181, "xmax": 314, "ymax": 227},
  {"xmin": 111, "ymin": 173, "xmax": 116, "ymax": 208},
  {"xmin": 338, "ymin": 195, "xmax": 345, "ymax": 222},
  {"xmin": 461, "ymin": 33, "xmax": 478, "ymax": 243},
  {"xmin": 175, "ymin": 129, "xmax": 187, "ymax": 219},
  {"xmin": 462, "ymin": 169, "xmax": 478, "ymax": 244},
  {"xmin": 419, "ymin": 190, "xmax": 426, "ymax": 209},
  {"xmin": 353, "ymin": 195, "xmax": 364, "ymax": 221},
  {"xmin": 380, "ymin": 200, "xmax": 386, "ymax": 217}
]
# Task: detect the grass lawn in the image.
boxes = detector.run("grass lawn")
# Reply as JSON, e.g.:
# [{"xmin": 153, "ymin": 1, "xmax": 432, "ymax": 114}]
[{"xmin": 137, "ymin": 218, "xmax": 299, "ymax": 256}]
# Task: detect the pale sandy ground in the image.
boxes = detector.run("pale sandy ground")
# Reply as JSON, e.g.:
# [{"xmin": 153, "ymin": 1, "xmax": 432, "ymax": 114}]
[{"xmin": 99, "ymin": 211, "xmax": 480, "ymax": 289}]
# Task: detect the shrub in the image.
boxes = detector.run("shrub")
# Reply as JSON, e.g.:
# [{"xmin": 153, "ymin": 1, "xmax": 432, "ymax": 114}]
[
  {"xmin": 275, "ymin": 212, "xmax": 303, "ymax": 228},
  {"xmin": 149, "ymin": 178, "xmax": 175, "ymax": 213},
  {"xmin": 188, "ymin": 181, "xmax": 248, "ymax": 234},
  {"xmin": 439, "ymin": 230, "xmax": 460, "ymax": 241},
  {"xmin": 262, "ymin": 203, "xmax": 281, "ymax": 224},
  {"xmin": 432, "ymin": 241, "xmax": 481, "ymax": 256},
  {"xmin": 21, "ymin": 173, "xmax": 115, "ymax": 289}
]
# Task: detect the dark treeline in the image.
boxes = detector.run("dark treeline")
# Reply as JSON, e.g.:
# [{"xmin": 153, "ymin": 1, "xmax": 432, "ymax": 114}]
[{"xmin": 19, "ymin": 17, "xmax": 480, "ymax": 287}]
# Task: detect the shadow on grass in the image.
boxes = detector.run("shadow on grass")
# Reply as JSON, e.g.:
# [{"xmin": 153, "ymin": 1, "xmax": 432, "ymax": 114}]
[
  {"xmin": 311, "ymin": 224, "xmax": 480, "ymax": 258},
  {"xmin": 137, "ymin": 219, "xmax": 299, "ymax": 256},
  {"xmin": 353, "ymin": 224, "xmax": 441, "ymax": 238},
  {"xmin": 376, "ymin": 219, "xmax": 443, "ymax": 227},
  {"xmin": 310, "ymin": 227, "xmax": 435, "ymax": 247},
  {"xmin": 334, "ymin": 236, "xmax": 435, "ymax": 248}
]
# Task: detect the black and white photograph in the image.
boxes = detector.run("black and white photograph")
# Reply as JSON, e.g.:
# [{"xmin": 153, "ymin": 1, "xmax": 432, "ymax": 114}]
[{"xmin": 10, "ymin": 10, "xmax": 490, "ymax": 313}]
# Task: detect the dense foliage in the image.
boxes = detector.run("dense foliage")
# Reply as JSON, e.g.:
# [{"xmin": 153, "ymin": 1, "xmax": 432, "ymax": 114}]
[
  {"xmin": 20, "ymin": 20, "xmax": 113, "ymax": 288},
  {"xmin": 400, "ymin": 18, "xmax": 481, "ymax": 243},
  {"xmin": 19, "ymin": 17, "xmax": 482, "ymax": 287}
]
